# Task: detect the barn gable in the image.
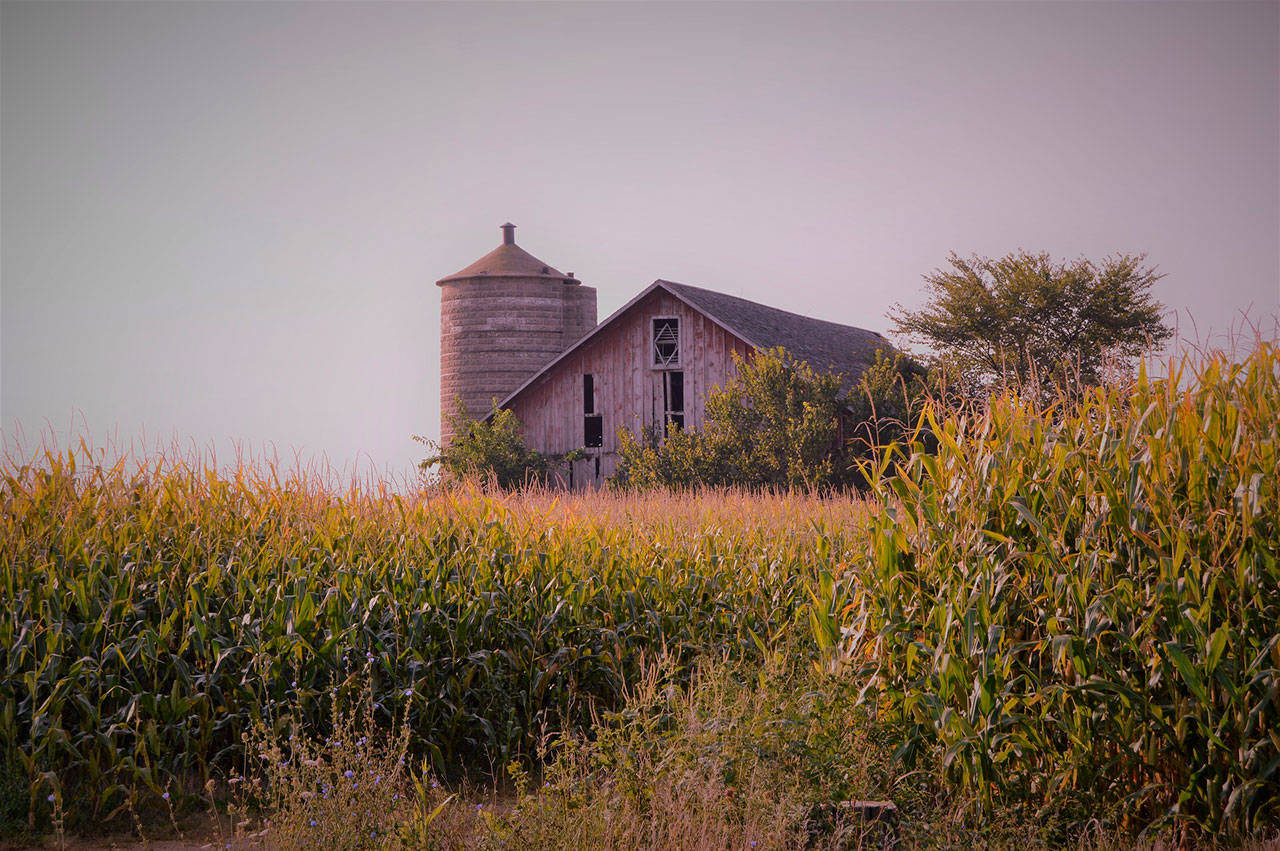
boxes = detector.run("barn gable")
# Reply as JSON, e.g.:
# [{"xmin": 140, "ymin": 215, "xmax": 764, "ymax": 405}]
[{"xmin": 491, "ymin": 279, "xmax": 890, "ymax": 487}]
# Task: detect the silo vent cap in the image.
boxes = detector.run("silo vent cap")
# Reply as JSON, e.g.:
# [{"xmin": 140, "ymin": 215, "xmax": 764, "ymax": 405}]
[{"xmin": 501, "ymin": 222, "xmax": 516, "ymax": 245}]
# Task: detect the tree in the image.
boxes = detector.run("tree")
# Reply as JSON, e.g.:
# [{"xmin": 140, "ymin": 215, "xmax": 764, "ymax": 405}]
[
  {"xmin": 614, "ymin": 347, "xmax": 853, "ymax": 490},
  {"xmin": 417, "ymin": 397, "xmax": 578, "ymax": 488},
  {"xmin": 890, "ymin": 251, "xmax": 1173, "ymax": 398}
]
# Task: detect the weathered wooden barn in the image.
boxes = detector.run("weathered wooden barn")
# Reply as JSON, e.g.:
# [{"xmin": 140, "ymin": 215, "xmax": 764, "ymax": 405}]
[{"xmin": 438, "ymin": 225, "xmax": 889, "ymax": 487}]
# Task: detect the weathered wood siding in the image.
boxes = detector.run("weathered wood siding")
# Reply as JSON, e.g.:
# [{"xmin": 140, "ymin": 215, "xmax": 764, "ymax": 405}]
[{"xmin": 506, "ymin": 289, "xmax": 753, "ymax": 486}]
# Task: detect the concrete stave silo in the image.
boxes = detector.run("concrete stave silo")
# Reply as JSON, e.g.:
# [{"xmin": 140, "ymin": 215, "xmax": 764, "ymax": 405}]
[{"xmin": 437, "ymin": 223, "xmax": 597, "ymax": 445}]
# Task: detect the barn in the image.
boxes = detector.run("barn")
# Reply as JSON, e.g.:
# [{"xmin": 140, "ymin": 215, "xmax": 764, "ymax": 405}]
[{"xmin": 438, "ymin": 225, "xmax": 890, "ymax": 487}]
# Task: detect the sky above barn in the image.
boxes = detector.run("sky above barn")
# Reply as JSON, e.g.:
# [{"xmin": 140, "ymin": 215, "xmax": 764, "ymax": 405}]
[{"xmin": 3, "ymin": 1, "xmax": 1277, "ymax": 476}]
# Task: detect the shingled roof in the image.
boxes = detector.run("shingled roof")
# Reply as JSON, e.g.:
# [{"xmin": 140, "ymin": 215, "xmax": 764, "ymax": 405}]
[{"xmin": 658, "ymin": 280, "xmax": 891, "ymax": 393}]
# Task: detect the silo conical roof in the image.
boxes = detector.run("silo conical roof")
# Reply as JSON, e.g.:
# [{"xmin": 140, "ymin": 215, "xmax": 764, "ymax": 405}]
[{"xmin": 437, "ymin": 223, "xmax": 567, "ymax": 283}]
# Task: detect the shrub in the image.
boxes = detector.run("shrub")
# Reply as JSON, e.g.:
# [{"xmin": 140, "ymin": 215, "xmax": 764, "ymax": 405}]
[
  {"xmin": 418, "ymin": 398, "xmax": 574, "ymax": 488},
  {"xmin": 615, "ymin": 347, "xmax": 855, "ymax": 491}
]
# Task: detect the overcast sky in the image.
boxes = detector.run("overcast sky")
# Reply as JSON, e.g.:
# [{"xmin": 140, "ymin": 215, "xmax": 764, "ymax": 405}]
[{"xmin": 3, "ymin": 1, "xmax": 1277, "ymax": 475}]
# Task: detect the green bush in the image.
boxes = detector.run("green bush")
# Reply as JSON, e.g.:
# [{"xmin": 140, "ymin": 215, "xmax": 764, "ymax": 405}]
[
  {"xmin": 615, "ymin": 347, "xmax": 855, "ymax": 490},
  {"xmin": 815, "ymin": 341, "xmax": 1280, "ymax": 837},
  {"xmin": 419, "ymin": 398, "xmax": 576, "ymax": 488}
]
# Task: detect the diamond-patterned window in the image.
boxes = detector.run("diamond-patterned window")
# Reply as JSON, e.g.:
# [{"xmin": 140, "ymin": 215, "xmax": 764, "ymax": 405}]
[{"xmin": 653, "ymin": 318, "xmax": 679, "ymax": 367}]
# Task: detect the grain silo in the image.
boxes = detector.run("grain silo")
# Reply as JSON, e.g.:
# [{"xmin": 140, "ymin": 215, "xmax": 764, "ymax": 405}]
[{"xmin": 437, "ymin": 223, "xmax": 597, "ymax": 445}]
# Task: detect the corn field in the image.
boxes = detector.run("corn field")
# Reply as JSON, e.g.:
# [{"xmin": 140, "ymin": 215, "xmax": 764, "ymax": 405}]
[
  {"xmin": 3, "ymin": 342, "xmax": 1278, "ymax": 840},
  {"xmin": 814, "ymin": 341, "xmax": 1280, "ymax": 836},
  {"xmin": 0, "ymin": 459, "xmax": 861, "ymax": 827}
]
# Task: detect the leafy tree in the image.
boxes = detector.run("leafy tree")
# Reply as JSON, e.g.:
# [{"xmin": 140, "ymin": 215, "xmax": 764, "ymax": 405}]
[
  {"xmin": 890, "ymin": 251, "xmax": 1172, "ymax": 397},
  {"xmin": 418, "ymin": 397, "xmax": 577, "ymax": 488},
  {"xmin": 615, "ymin": 348, "xmax": 852, "ymax": 491}
]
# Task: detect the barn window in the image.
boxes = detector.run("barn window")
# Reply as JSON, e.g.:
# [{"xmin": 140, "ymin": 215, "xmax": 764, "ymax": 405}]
[
  {"xmin": 662, "ymin": 370, "xmax": 684, "ymax": 437},
  {"xmin": 584, "ymin": 374, "xmax": 603, "ymax": 448},
  {"xmin": 652, "ymin": 318, "xmax": 680, "ymax": 367},
  {"xmin": 584, "ymin": 417, "xmax": 603, "ymax": 448}
]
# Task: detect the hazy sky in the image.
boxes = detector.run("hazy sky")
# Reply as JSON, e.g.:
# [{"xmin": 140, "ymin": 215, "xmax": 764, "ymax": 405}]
[{"xmin": 3, "ymin": 1, "xmax": 1277, "ymax": 475}]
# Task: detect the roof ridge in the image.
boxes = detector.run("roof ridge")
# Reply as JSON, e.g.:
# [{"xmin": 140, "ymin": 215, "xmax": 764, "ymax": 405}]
[{"xmin": 658, "ymin": 279, "xmax": 886, "ymax": 339}]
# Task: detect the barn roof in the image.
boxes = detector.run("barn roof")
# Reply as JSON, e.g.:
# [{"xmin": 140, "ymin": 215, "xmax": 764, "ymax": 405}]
[
  {"xmin": 491, "ymin": 280, "xmax": 893, "ymax": 414},
  {"xmin": 658, "ymin": 280, "xmax": 890, "ymax": 392},
  {"xmin": 437, "ymin": 224, "xmax": 569, "ymax": 283}
]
